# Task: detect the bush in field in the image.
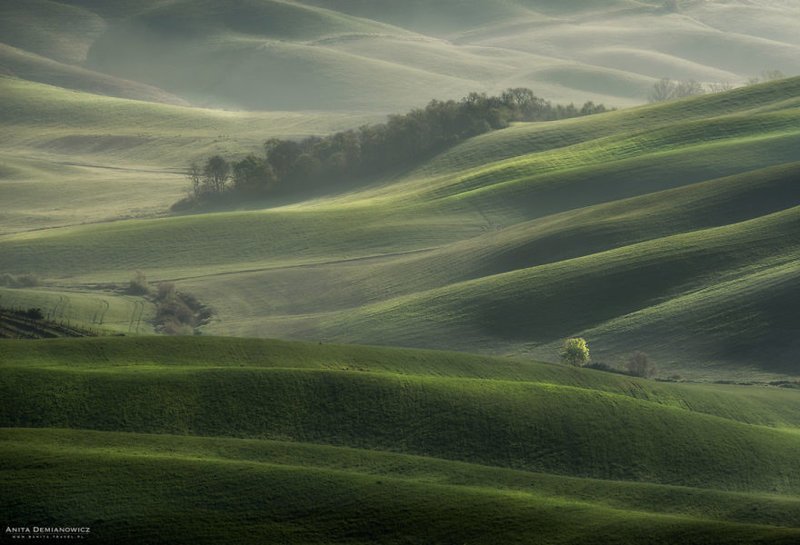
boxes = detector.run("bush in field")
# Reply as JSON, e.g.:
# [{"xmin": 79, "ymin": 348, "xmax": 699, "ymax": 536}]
[
  {"xmin": 156, "ymin": 282, "xmax": 177, "ymax": 302},
  {"xmin": 153, "ymin": 282, "xmax": 212, "ymax": 336},
  {"xmin": 128, "ymin": 271, "xmax": 150, "ymax": 295},
  {"xmin": 560, "ymin": 338, "xmax": 590, "ymax": 367}
]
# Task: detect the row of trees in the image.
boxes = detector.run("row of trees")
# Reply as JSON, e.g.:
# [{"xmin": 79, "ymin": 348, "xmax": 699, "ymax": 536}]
[
  {"xmin": 648, "ymin": 70, "xmax": 786, "ymax": 103},
  {"xmin": 180, "ymin": 89, "xmax": 609, "ymax": 205}
]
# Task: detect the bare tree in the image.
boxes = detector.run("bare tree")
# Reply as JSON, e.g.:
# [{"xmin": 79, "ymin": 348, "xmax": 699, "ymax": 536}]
[
  {"xmin": 648, "ymin": 78, "xmax": 705, "ymax": 102},
  {"xmin": 187, "ymin": 163, "xmax": 202, "ymax": 198},
  {"xmin": 760, "ymin": 69, "xmax": 786, "ymax": 82},
  {"xmin": 627, "ymin": 351, "xmax": 657, "ymax": 378},
  {"xmin": 674, "ymin": 79, "xmax": 705, "ymax": 98},
  {"xmin": 707, "ymin": 81, "xmax": 734, "ymax": 94},
  {"xmin": 747, "ymin": 70, "xmax": 786, "ymax": 86},
  {"xmin": 649, "ymin": 78, "xmax": 676, "ymax": 102}
]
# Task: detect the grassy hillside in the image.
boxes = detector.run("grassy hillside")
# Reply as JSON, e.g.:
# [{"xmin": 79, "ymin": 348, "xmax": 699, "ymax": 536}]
[
  {"xmin": 3, "ymin": 78, "xmax": 799, "ymax": 379},
  {"xmin": 0, "ymin": 287, "xmax": 154, "ymax": 335},
  {"xmin": 4, "ymin": 3, "xmax": 800, "ymax": 543},
  {"xmin": 0, "ymin": 0, "xmax": 105, "ymax": 64},
  {"xmin": 2, "ymin": 336, "xmax": 800, "ymax": 544},
  {"xmin": 0, "ymin": 75, "xmax": 375, "ymax": 233},
  {"xmin": 0, "ymin": 43, "xmax": 189, "ymax": 104}
]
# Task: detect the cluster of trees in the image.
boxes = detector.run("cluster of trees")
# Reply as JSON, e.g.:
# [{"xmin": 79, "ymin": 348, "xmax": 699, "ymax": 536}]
[
  {"xmin": 125, "ymin": 271, "xmax": 212, "ymax": 335},
  {"xmin": 153, "ymin": 282, "xmax": 210, "ymax": 336},
  {"xmin": 559, "ymin": 338, "xmax": 657, "ymax": 378},
  {"xmin": 648, "ymin": 78, "xmax": 706, "ymax": 103},
  {"xmin": 648, "ymin": 70, "xmax": 786, "ymax": 103},
  {"xmin": 179, "ymin": 89, "xmax": 609, "ymax": 206}
]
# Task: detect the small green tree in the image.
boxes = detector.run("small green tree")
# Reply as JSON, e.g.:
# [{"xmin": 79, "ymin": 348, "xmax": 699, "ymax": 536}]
[{"xmin": 560, "ymin": 338, "xmax": 590, "ymax": 367}]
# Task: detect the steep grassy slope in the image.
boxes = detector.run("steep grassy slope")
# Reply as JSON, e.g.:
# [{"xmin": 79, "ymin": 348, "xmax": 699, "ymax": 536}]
[
  {"xmin": 2, "ymin": 79, "xmax": 799, "ymax": 379},
  {"xmin": 1, "ymin": 337, "xmax": 800, "ymax": 544}
]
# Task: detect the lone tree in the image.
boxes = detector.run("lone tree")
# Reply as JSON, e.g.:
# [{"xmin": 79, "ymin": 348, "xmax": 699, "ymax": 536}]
[
  {"xmin": 560, "ymin": 338, "xmax": 590, "ymax": 367},
  {"xmin": 627, "ymin": 351, "xmax": 657, "ymax": 378}
]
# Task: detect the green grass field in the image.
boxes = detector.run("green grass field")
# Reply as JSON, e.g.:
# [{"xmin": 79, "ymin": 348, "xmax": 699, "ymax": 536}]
[
  {"xmin": 0, "ymin": 75, "xmax": 376, "ymax": 233},
  {"xmin": 2, "ymin": 336, "xmax": 800, "ymax": 544},
  {"xmin": 0, "ymin": 287, "xmax": 154, "ymax": 335},
  {"xmin": 3, "ymin": 77, "xmax": 799, "ymax": 380},
  {"xmin": 3, "ymin": 3, "xmax": 800, "ymax": 543}
]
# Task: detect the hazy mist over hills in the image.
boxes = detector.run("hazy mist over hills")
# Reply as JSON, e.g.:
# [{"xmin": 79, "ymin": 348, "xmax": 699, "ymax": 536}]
[
  {"xmin": 1, "ymin": 0, "xmax": 798, "ymax": 111},
  {"xmin": 3, "ymin": 2, "xmax": 800, "ymax": 544}
]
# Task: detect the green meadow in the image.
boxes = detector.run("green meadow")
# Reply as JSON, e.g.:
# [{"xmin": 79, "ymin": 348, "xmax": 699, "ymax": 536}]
[
  {"xmin": 2, "ymin": 1, "xmax": 800, "ymax": 543},
  {"xmin": 2, "ymin": 337, "xmax": 800, "ymax": 544},
  {"xmin": 3, "ymin": 77, "xmax": 800, "ymax": 379}
]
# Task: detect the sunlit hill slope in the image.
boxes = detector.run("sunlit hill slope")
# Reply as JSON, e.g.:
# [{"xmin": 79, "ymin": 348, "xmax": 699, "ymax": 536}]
[{"xmin": 2, "ymin": 78, "xmax": 800, "ymax": 380}]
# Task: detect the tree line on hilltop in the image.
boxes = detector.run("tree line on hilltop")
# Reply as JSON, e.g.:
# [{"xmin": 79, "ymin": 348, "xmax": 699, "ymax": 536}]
[
  {"xmin": 176, "ymin": 89, "xmax": 609, "ymax": 208},
  {"xmin": 648, "ymin": 70, "xmax": 786, "ymax": 103}
]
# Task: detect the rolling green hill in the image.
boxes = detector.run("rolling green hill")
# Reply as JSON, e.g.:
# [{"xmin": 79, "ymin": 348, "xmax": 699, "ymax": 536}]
[
  {"xmin": 2, "ymin": 78, "xmax": 799, "ymax": 380},
  {"xmin": 4, "ymin": 3, "xmax": 800, "ymax": 543},
  {"xmin": 0, "ymin": 75, "xmax": 375, "ymax": 233},
  {"xmin": 2, "ymin": 336, "xmax": 800, "ymax": 544}
]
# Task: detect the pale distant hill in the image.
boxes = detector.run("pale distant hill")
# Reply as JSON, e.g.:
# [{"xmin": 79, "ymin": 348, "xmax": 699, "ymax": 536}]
[{"xmin": 1, "ymin": 0, "xmax": 798, "ymax": 111}]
